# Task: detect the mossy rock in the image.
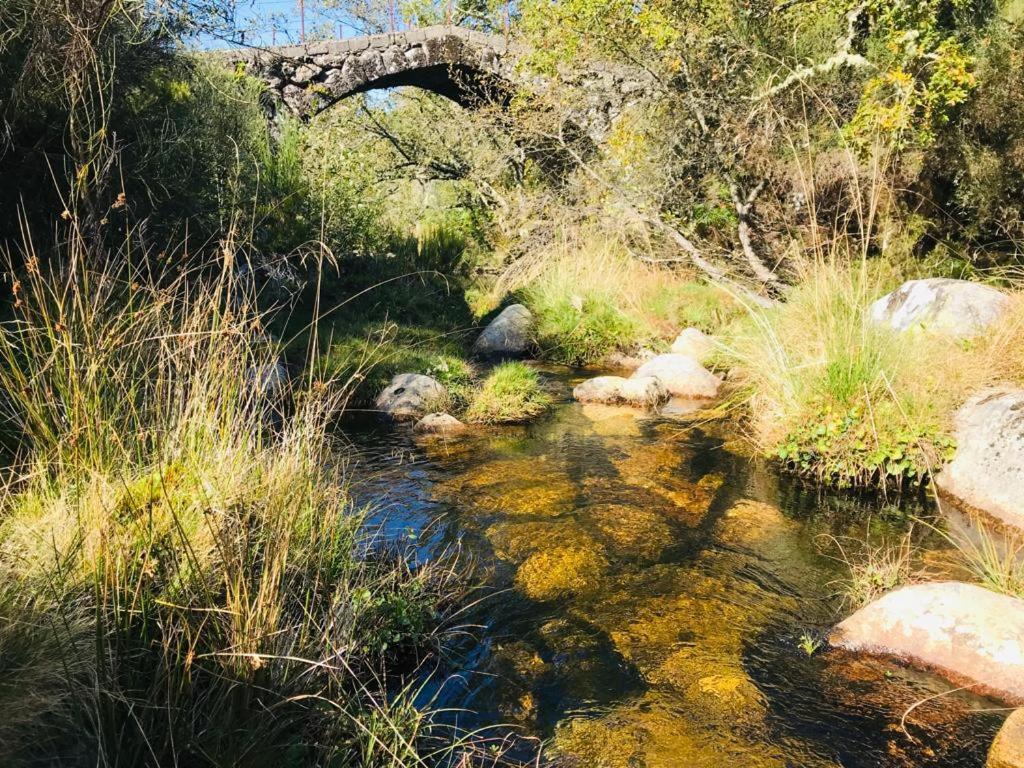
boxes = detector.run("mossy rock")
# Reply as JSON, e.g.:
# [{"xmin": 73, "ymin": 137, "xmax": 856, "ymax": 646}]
[{"xmin": 515, "ymin": 544, "xmax": 608, "ymax": 601}]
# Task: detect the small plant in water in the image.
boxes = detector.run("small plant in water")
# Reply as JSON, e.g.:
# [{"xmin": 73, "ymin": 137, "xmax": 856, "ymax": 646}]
[{"xmin": 798, "ymin": 632, "xmax": 822, "ymax": 657}]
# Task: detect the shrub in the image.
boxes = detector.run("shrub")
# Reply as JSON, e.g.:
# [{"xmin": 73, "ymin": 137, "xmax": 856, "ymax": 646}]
[{"xmin": 466, "ymin": 362, "xmax": 552, "ymax": 424}]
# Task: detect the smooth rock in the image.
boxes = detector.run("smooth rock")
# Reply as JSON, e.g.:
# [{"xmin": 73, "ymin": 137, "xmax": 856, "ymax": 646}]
[
  {"xmin": 670, "ymin": 327, "xmax": 714, "ymax": 362},
  {"xmin": 830, "ymin": 582, "xmax": 1024, "ymax": 704},
  {"xmin": 936, "ymin": 388, "xmax": 1024, "ymax": 534},
  {"xmin": 869, "ymin": 278, "xmax": 1009, "ymax": 337},
  {"xmin": 413, "ymin": 412, "xmax": 466, "ymax": 435},
  {"xmin": 375, "ymin": 373, "xmax": 447, "ymax": 421},
  {"xmin": 472, "ymin": 304, "xmax": 534, "ymax": 358},
  {"xmin": 573, "ymin": 375, "xmax": 669, "ymax": 407},
  {"xmin": 989, "ymin": 709, "xmax": 1024, "ymax": 768},
  {"xmin": 632, "ymin": 354, "xmax": 721, "ymax": 399}
]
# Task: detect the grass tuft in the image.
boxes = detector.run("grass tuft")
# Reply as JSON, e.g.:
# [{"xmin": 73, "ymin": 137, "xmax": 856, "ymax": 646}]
[{"xmin": 465, "ymin": 362, "xmax": 553, "ymax": 424}]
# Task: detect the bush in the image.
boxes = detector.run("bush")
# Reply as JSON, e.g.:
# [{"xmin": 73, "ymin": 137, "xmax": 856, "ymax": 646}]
[{"xmin": 466, "ymin": 362, "xmax": 552, "ymax": 424}]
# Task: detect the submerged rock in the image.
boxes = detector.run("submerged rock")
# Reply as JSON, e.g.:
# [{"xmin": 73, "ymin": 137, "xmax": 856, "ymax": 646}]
[
  {"xmin": 413, "ymin": 412, "xmax": 466, "ymax": 435},
  {"xmin": 869, "ymin": 278, "xmax": 1009, "ymax": 337},
  {"xmin": 989, "ymin": 709, "xmax": 1024, "ymax": 768},
  {"xmin": 374, "ymin": 373, "xmax": 447, "ymax": 421},
  {"xmin": 830, "ymin": 581, "xmax": 1024, "ymax": 704},
  {"xmin": 573, "ymin": 375, "xmax": 669, "ymax": 407},
  {"xmin": 514, "ymin": 544, "xmax": 608, "ymax": 601},
  {"xmin": 670, "ymin": 327, "xmax": 714, "ymax": 361},
  {"xmin": 632, "ymin": 353, "xmax": 721, "ymax": 399},
  {"xmin": 472, "ymin": 303, "xmax": 534, "ymax": 358},
  {"xmin": 936, "ymin": 388, "xmax": 1024, "ymax": 534}
]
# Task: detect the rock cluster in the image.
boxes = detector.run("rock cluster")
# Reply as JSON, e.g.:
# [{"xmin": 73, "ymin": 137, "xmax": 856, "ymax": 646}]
[{"xmin": 573, "ymin": 328, "xmax": 721, "ymax": 408}]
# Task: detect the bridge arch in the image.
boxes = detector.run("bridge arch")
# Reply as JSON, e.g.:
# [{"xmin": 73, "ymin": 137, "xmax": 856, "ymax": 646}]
[{"xmin": 234, "ymin": 26, "xmax": 516, "ymax": 118}]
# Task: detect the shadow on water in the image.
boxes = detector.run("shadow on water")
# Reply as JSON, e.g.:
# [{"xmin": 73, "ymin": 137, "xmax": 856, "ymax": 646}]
[{"xmin": 338, "ymin": 367, "xmax": 1002, "ymax": 767}]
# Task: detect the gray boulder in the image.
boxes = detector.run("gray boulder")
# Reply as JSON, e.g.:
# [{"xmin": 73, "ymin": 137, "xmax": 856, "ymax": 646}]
[
  {"xmin": 870, "ymin": 278, "xmax": 1009, "ymax": 337},
  {"xmin": 472, "ymin": 304, "xmax": 534, "ymax": 358},
  {"xmin": 830, "ymin": 582, "xmax": 1024, "ymax": 704},
  {"xmin": 632, "ymin": 353, "xmax": 721, "ymax": 399},
  {"xmin": 413, "ymin": 412, "xmax": 467, "ymax": 435},
  {"xmin": 375, "ymin": 373, "xmax": 447, "ymax": 421},
  {"xmin": 573, "ymin": 375, "xmax": 669, "ymax": 407},
  {"xmin": 936, "ymin": 388, "xmax": 1024, "ymax": 534}
]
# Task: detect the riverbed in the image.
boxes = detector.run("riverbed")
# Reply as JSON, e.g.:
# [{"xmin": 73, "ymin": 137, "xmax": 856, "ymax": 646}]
[{"xmin": 341, "ymin": 366, "xmax": 1002, "ymax": 767}]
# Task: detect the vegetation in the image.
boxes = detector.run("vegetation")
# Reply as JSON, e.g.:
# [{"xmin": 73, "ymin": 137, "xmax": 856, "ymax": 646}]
[
  {"xmin": 466, "ymin": 362, "xmax": 553, "ymax": 424},
  {"xmin": 5, "ymin": 0, "xmax": 1024, "ymax": 759},
  {"xmin": 0, "ymin": 243, "xmax": 468, "ymax": 765}
]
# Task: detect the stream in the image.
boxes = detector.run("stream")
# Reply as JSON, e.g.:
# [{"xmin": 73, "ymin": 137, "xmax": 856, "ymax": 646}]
[{"xmin": 341, "ymin": 365, "xmax": 1003, "ymax": 767}]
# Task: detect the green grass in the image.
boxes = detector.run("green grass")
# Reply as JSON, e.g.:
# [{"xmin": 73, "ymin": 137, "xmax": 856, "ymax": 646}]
[
  {"xmin": 529, "ymin": 290, "xmax": 642, "ymax": 366},
  {"xmin": 465, "ymin": 362, "xmax": 553, "ymax": 424}
]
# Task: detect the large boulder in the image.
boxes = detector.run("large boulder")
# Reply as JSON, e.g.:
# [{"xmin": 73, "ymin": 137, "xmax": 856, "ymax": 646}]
[
  {"xmin": 870, "ymin": 278, "xmax": 1009, "ymax": 338},
  {"xmin": 670, "ymin": 327, "xmax": 714, "ymax": 362},
  {"xmin": 413, "ymin": 412, "xmax": 467, "ymax": 435},
  {"xmin": 936, "ymin": 388, "xmax": 1024, "ymax": 534},
  {"xmin": 830, "ymin": 582, "xmax": 1024, "ymax": 704},
  {"xmin": 375, "ymin": 373, "xmax": 447, "ymax": 421},
  {"xmin": 472, "ymin": 304, "xmax": 534, "ymax": 358},
  {"xmin": 989, "ymin": 709, "xmax": 1024, "ymax": 768},
  {"xmin": 573, "ymin": 375, "xmax": 669, "ymax": 407},
  {"xmin": 632, "ymin": 353, "xmax": 721, "ymax": 399}
]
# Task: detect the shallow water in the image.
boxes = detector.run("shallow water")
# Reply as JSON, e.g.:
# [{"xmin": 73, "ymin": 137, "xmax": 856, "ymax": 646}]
[{"xmin": 341, "ymin": 367, "xmax": 1003, "ymax": 767}]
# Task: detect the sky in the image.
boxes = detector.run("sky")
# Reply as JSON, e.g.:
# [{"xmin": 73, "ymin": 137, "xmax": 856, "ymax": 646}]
[{"xmin": 188, "ymin": 0, "xmax": 386, "ymax": 50}]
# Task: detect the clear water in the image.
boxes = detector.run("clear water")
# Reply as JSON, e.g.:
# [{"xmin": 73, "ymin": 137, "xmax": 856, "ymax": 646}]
[{"xmin": 340, "ymin": 367, "xmax": 1003, "ymax": 767}]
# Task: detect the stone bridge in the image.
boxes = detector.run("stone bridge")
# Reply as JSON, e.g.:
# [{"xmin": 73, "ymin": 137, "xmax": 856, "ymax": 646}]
[{"xmin": 225, "ymin": 25, "xmax": 651, "ymax": 140}]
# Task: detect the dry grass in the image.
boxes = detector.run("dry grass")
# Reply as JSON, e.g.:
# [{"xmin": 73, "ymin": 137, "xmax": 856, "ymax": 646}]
[
  {"xmin": 491, "ymin": 229, "xmax": 737, "ymax": 365},
  {"xmin": 0, "ymin": 236, "xmax": 465, "ymax": 766}
]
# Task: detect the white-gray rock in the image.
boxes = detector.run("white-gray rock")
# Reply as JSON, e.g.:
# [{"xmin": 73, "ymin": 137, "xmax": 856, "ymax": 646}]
[
  {"xmin": 375, "ymin": 373, "xmax": 447, "ymax": 421},
  {"xmin": 472, "ymin": 304, "xmax": 534, "ymax": 358},
  {"xmin": 573, "ymin": 375, "xmax": 669, "ymax": 407},
  {"xmin": 413, "ymin": 412, "xmax": 467, "ymax": 435},
  {"xmin": 936, "ymin": 388, "xmax": 1024, "ymax": 534},
  {"xmin": 870, "ymin": 278, "xmax": 1009, "ymax": 337},
  {"xmin": 632, "ymin": 353, "xmax": 721, "ymax": 399},
  {"xmin": 830, "ymin": 582, "xmax": 1024, "ymax": 704},
  {"xmin": 670, "ymin": 327, "xmax": 714, "ymax": 362}
]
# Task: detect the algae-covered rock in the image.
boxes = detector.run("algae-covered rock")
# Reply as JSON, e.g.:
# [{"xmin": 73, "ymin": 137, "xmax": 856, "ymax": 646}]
[
  {"xmin": 515, "ymin": 544, "xmax": 608, "ymax": 601},
  {"xmin": 587, "ymin": 503, "xmax": 673, "ymax": 561}
]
